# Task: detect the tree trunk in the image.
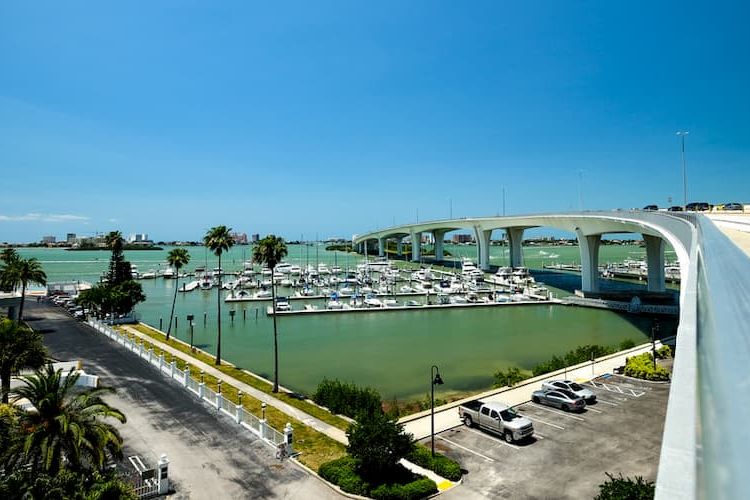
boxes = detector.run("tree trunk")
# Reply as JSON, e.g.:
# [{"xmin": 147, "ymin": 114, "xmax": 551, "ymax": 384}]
[
  {"xmin": 167, "ymin": 268, "xmax": 179, "ymax": 340},
  {"xmin": 271, "ymin": 264, "xmax": 279, "ymax": 393},
  {"xmin": 17, "ymin": 281, "xmax": 26, "ymax": 322},
  {"xmin": 1, "ymin": 366, "xmax": 10, "ymax": 404},
  {"xmin": 215, "ymin": 255, "xmax": 222, "ymax": 365}
]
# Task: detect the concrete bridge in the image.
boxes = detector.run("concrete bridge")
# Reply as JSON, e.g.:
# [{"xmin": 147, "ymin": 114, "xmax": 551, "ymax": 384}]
[{"xmin": 354, "ymin": 211, "xmax": 750, "ymax": 500}]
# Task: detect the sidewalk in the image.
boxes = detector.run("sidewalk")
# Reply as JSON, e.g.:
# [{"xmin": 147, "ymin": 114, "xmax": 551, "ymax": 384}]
[
  {"xmin": 400, "ymin": 340, "xmax": 667, "ymax": 440},
  {"xmin": 120, "ymin": 325, "xmax": 348, "ymax": 444}
]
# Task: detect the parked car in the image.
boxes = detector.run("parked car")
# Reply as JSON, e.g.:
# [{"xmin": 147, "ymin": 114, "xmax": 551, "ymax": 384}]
[
  {"xmin": 458, "ymin": 400, "xmax": 534, "ymax": 443},
  {"xmin": 667, "ymin": 206, "xmax": 684, "ymax": 212},
  {"xmin": 531, "ymin": 389, "xmax": 586, "ymax": 412},
  {"xmin": 685, "ymin": 202, "xmax": 711, "ymax": 211},
  {"xmin": 719, "ymin": 202, "xmax": 743, "ymax": 211},
  {"xmin": 642, "ymin": 205, "xmax": 658, "ymax": 211},
  {"xmin": 541, "ymin": 380, "xmax": 596, "ymax": 402}
]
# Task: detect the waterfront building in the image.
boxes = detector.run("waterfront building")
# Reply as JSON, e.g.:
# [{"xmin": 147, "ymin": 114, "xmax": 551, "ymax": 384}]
[{"xmin": 41, "ymin": 235, "xmax": 56, "ymax": 244}]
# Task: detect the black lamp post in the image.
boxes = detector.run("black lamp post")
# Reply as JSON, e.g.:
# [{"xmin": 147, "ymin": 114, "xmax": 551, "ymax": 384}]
[{"xmin": 431, "ymin": 365, "xmax": 444, "ymax": 457}]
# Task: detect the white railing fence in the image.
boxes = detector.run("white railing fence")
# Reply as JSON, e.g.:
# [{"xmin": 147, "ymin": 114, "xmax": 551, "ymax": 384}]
[{"xmin": 86, "ymin": 319, "xmax": 294, "ymax": 455}]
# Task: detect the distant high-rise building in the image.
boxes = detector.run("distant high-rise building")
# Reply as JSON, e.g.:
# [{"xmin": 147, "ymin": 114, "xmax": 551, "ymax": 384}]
[
  {"xmin": 66, "ymin": 233, "xmax": 76, "ymax": 243},
  {"xmin": 41, "ymin": 235, "xmax": 56, "ymax": 244},
  {"xmin": 231, "ymin": 232, "xmax": 248, "ymax": 244},
  {"xmin": 452, "ymin": 234, "xmax": 474, "ymax": 244},
  {"xmin": 251, "ymin": 233, "xmax": 260, "ymax": 243}
]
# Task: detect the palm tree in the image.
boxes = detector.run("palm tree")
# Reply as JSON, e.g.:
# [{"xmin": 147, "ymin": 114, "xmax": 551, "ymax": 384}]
[
  {"xmin": 0, "ymin": 249, "xmax": 20, "ymax": 292},
  {"xmin": 12, "ymin": 365, "xmax": 126, "ymax": 475},
  {"xmin": 0, "ymin": 319, "xmax": 47, "ymax": 404},
  {"xmin": 203, "ymin": 226, "xmax": 234, "ymax": 365},
  {"xmin": 13, "ymin": 257, "xmax": 47, "ymax": 322},
  {"xmin": 252, "ymin": 235, "xmax": 288, "ymax": 392},
  {"xmin": 166, "ymin": 248, "xmax": 191, "ymax": 341}
]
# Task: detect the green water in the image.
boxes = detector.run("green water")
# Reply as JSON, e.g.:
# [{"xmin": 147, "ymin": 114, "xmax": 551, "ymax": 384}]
[{"xmin": 15, "ymin": 244, "xmax": 677, "ymax": 399}]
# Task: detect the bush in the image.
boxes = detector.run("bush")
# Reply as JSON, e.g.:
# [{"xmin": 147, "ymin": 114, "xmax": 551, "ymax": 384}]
[
  {"xmin": 406, "ymin": 445, "xmax": 462, "ymax": 481},
  {"xmin": 624, "ymin": 353, "xmax": 670, "ymax": 381},
  {"xmin": 619, "ymin": 338, "xmax": 636, "ymax": 350},
  {"xmin": 595, "ymin": 472, "xmax": 655, "ymax": 500},
  {"xmin": 313, "ymin": 378, "xmax": 382, "ymax": 419},
  {"xmin": 493, "ymin": 366, "xmax": 529, "ymax": 388},
  {"xmin": 371, "ymin": 478, "xmax": 438, "ymax": 500},
  {"xmin": 532, "ymin": 344, "xmax": 616, "ymax": 376},
  {"xmin": 318, "ymin": 457, "xmax": 369, "ymax": 496},
  {"xmin": 655, "ymin": 345, "xmax": 672, "ymax": 359},
  {"xmin": 347, "ymin": 412, "xmax": 414, "ymax": 481}
]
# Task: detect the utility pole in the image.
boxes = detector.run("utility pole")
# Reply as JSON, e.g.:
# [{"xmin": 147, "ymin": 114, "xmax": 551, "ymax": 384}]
[{"xmin": 677, "ymin": 131, "xmax": 689, "ymax": 208}]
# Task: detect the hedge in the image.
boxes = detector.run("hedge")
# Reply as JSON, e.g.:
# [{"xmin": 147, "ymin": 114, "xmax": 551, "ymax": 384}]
[
  {"xmin": 319, "ymin": 456, "xmax": 439, "ymax": 499},
  {"xmin": 406, "ymin": 445, "xmax": 462, "ymax": 481},
  {"xmin": 624, "ymin": 353, "xmax": 670, "ymax": 381},
  {"xmin": 313, "ymin": 378, "xmax": 382, "ymax": 418},
  {"xmin": 370, "ymin": 478, "xmax": 438, "ymax": 500}
]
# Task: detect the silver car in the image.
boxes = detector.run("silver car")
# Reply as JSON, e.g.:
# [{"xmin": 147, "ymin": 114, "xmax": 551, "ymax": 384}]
[
  {"xmin": 541, "ymin": 380, "xmax": 596, "ymax": 402},
  {"xmin": 532, "ymin": 389, "xmax": 586, "ymax": 412}
]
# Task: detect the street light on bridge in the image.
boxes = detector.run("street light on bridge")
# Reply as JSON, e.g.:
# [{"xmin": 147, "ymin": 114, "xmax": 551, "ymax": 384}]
[{"xmin": 677, "ymin": 131, "xmax": 689, "ymax": 209}]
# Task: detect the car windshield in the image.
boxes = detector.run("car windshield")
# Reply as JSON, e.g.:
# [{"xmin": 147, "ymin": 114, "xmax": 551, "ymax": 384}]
[
  {"xmin": 500, "ymin": 409, "xmax": 520, "ymax": 421},
  {"xmin": 559, "ymin": 389, "xmax": 577, "ymax": 399},
  {"xmin": 569, "ymin": 383, "xmax": 584, "ymax": 391}
]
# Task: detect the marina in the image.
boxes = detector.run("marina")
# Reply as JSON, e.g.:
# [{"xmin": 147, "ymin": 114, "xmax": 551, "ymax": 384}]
[{"xmin": 16, "ymin": 243, "xmax": 677, "ymax": 399}]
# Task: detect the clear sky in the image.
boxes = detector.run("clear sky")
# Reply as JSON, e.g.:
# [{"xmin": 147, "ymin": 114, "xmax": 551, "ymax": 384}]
[{"xmin": 1, "ymin": 1, "xmax": 748, "ymax": 242}]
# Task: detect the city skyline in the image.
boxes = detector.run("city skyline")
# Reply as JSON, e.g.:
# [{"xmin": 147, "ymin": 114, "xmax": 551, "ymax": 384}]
[{"xmin": 2, "ymin": 1, "xmax": 748, "ymax": 242}]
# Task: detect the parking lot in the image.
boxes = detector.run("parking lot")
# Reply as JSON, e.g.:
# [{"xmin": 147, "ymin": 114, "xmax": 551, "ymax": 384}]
[{"xmin": 426, "ymin": 375, "xmax": 669, "ymax": 499}]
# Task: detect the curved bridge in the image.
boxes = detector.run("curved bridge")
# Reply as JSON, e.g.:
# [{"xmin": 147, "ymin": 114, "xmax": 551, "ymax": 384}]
[{"xmin": 354, "ymin": 211, "xmax": 750, "ymax": 499}]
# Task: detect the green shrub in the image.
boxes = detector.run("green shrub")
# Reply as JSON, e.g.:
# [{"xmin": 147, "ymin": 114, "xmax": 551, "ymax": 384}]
[
  {"xmin": 406, "ymin": 445, "xmax": 462, "ymax": 481},
  {"xmin": 347, "ymin": 412, "xmax": 414, "ymax": 481},
  {"xmin": 371, "ymin": 478, "xmax": 438, "ymax": 500},
  {"xmin": 595, "ymin": 472, "xmax": 655, "ymax": 500},
  {"xmin": 655, "ymin": 345, "xmax": 672, "ymax": 359},
  {"xmin": 318, "ymin": 457, "xmax": 369, "ymax": 496},
  {"xmin": 532, "ymin": 344, "xmax": 616, "ymax": 376},
  {"xmin": 493, "ymin": 366, "xmax": 529, "ymax": 388},
  {"xmin": 313, "ymin": 378, "xmax": 382, "ymax": 418},
  {"xmin": 619, "ymin": 338, "xmax": 636, "ymax": 350},
  {"xmin": 624, "ymin": 353, "xmax": 670, "ymax": 381}
]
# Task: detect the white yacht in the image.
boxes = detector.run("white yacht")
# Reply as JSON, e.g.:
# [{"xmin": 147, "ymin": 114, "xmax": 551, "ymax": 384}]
[
  {"xmin": 275, "ymin": 262, "xmax": 293, "ymax": 274},
  {"xmin": 162, "ymin": 267, "xmax": 176, "ymax": 279},
  {"xmin": 289, "ymin": 265, "xmax": 302, "ymax": 276}
]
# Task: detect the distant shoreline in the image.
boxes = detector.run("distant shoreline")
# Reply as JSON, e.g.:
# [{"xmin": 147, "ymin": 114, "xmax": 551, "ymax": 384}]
[{"xmin": 65, "ymin": 245, "xmax": 164, "ymax": 251}]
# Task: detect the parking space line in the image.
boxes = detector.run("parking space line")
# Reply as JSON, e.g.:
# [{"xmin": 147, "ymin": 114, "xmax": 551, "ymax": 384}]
[
  {"xmin": 595, "ymin": 399, "xmax": 619, "ymax": 406},
  {"xmin": 584, "ymin": 406, "xmax": 603, "ymax": 414},
  {"xmin": 521, "ymin": 414, "xmax": 565, "ymax": 430},
  {"xmin": 589, "ymin": 380, "xmax": 646, "ymax": 398},
  {"xmin": 464, "ymin": 427, "xmax": 522, "ymax": 450},
  {"xmin": 534, "ymin": 432, "xmax": 546, "ymax": 439},
  {"xmin": 530, "ymin": 404, "xmax": 586, "ymax": 421},
  {"xmin": 437, "ymin": 436, "xmax": 496, "ymax": 462}
]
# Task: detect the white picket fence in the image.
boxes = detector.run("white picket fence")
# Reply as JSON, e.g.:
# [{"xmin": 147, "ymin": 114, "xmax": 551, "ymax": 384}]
[{"xmin": 87, "ymin": 320, "xmax": 288, "ymax": 450}]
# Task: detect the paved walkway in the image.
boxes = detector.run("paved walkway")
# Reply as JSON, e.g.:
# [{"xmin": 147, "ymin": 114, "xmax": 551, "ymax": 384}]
[
  {"xmin": 707, "ymin": 213, "xmax": 750, "ymax": 257},
  {"xmin": 399, "ymin": 340, "xmax": 667, "ymax": 440},
  {"xmin": 120, "ymin": 325, "xmax": 349, "ymax": 444}
]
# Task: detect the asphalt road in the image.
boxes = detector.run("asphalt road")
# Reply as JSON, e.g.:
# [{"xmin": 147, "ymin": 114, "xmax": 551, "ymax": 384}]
[{"xmin": 27, "ymin": 302, "xmax": 342, "ymax": 500}]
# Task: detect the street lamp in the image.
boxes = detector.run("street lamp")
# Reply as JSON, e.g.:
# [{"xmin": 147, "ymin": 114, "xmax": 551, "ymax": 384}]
[
  {"xmin": 187, "ymin": 314, "xmax": 194, "ymax": 350},
  {"xmin": 431, "ymin": 365, "xmax": 444, "ymax": 457},
  {"xmin": 677, "ymin": 131, "xmax": 689, "ymax": 208}
]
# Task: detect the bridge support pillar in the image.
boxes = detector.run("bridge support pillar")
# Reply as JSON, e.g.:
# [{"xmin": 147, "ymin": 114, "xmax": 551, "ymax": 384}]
[
  {"xmin": 397, "ymin": 240, "xmax": 403, "ymax": 257},
  {"xmin": 507, "ymin": 227, "xmax": 525, "ymax": 268},
  {"xmin": 576, "ymin": 228, "xmax": 601, "ymax": 293},
  {"xmin": 411, "ymin": 231, "xmax": 422, "ymax": 262},
  {"xmin": 378, "ymin": 237, "xmax": 386, "ymax": 258},
  {"xmin": 643, "ymin": 234, "xmax": 666, "ymax": 292},
  {"xmin": 433, "ymin": 230, "xmax": 446, "ymax": 261},
  {"xmin": 475, "ymin": 228, "xmax": 492, "ymax": 271}
]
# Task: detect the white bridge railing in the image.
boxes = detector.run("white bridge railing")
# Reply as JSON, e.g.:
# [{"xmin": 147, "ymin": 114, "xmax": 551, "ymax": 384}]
[{"xmin": 87, "ymin": 319, "xmax": 290, "ymax": 454}]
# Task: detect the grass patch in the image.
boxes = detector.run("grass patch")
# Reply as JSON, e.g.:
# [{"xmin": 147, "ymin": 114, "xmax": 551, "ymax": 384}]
[
  {"xmin": 114, "ymin": 326, "xmax": 346, "ymax": 470},
  {"xmin": 125, "ymin": 323, "xmax": 351, "ymax": 431}
]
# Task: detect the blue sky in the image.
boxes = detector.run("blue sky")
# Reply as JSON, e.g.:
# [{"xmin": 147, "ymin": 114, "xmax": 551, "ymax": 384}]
[{"xmin": 1, "ymin": 1, "xmax": 748, "ymax": 242}]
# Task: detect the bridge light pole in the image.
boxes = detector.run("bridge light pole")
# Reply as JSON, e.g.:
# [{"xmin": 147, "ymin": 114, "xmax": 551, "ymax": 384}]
[
  {"xmin": 430, "ymin": 365, "xmax": 444, "ymax": 457},
  {"xmin": 677, "ymin": 131, "xmax": 689, "ymax": 209}
]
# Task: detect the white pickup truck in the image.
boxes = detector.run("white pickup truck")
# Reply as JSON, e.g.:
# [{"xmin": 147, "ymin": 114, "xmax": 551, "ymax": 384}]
[{"xmin": 458, "ymin": 400, "xmax": 534, "ymax": 443}]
